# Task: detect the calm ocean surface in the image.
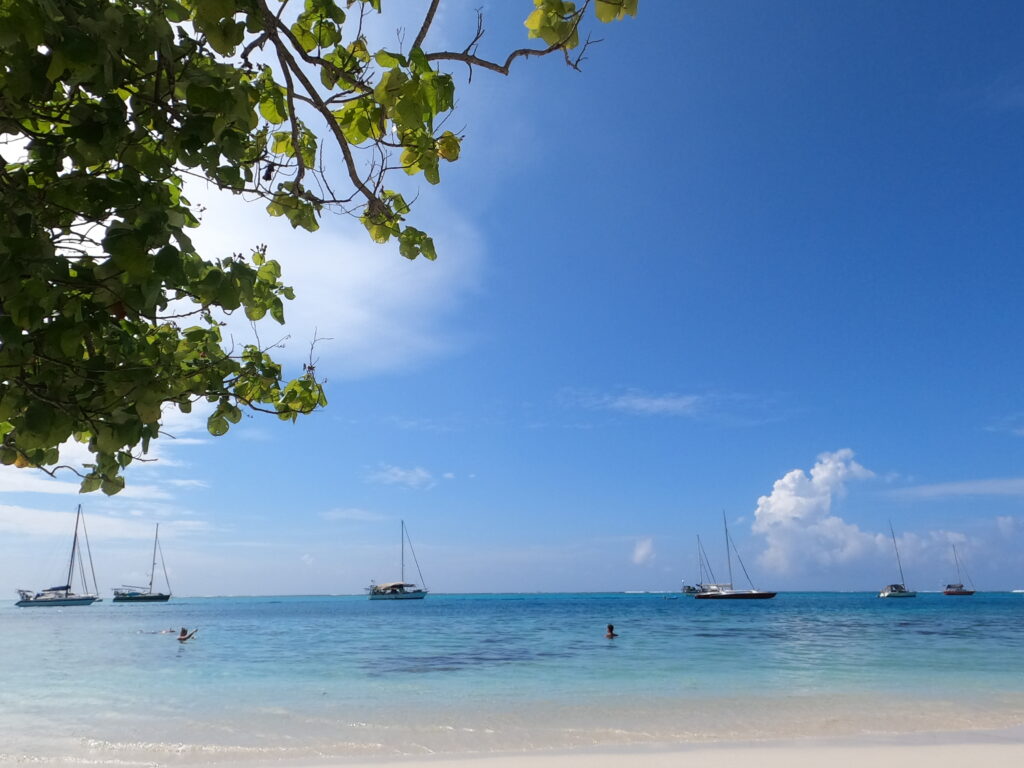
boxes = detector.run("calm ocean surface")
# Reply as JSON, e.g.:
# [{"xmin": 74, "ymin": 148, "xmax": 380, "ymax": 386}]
[{"xmin": 2, "ymin": 592, "xmax": 1023, "ymax": 763}]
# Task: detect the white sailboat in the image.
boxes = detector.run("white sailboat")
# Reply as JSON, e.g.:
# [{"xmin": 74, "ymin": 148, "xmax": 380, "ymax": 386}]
[
  {"xmin": 113, "ymin": 523, "xmax": 172, "ymax": 602},
  {"xmin": 693, "ymin": 513, "xmax": 776, "ymax": 600},
  {"xmin": 16, "ymin": 505, "xmax": 101, "ymax": 607},
  {"xmin": 367, "ymin": 520, "xmax": 428, "ymax": 600},
  {"xmin": 879, "ymin": 521, "xmax": 916, "ymax": 598}
]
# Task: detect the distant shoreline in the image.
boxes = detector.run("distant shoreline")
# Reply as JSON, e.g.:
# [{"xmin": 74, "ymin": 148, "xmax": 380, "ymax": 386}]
[{"xmin": 104, "ymin": 590, "xmax": 1024, "ymax": 599}]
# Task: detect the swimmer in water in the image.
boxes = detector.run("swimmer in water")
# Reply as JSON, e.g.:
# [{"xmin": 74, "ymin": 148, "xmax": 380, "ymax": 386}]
[
  {"xmin": 605, "ymin": 624, "xmax": 618, "ymax": 639},
  {"xmin": 178, "ymin": 627, "xmax": 198, "ymax": 642}
]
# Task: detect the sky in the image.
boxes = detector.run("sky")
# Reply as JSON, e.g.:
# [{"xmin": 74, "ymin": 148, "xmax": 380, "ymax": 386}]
[{"xmin": 3, "ymin": 1, "xmax": 1024, "ymax": 596}]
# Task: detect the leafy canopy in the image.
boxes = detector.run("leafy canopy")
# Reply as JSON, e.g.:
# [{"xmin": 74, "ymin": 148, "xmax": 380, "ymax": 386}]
[{"xmin": 0, "ymin": 0, "xmax": 637, "ymax": 493}]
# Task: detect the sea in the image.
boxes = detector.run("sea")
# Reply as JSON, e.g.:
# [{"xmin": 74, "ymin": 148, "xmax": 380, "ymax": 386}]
[{"xmin": 2, "ymin": 592, "xmax": 1023, "ymax": 764}]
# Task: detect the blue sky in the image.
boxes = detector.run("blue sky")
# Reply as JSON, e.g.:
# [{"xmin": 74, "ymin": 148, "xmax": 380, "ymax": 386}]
[{"xmin": 2, "ymin": 1, "xmax": 1023, "ymax": 595}]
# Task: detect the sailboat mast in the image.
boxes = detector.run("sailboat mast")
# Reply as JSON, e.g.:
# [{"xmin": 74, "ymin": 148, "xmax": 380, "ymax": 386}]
[
  {"xmin": 401, "ymin": 520, "xmax": 405, "ymax": 583},
  {"xmin": 890, "ymin": 521, "xmax": 906, "ymax": 585},
  {"xmin": 404, "ymin": 522, "xmax": 427, "ymax": 590},
  {"xmin": 149, "ymin": 524, "xmax": 160, "ymax": 593},
  {"xmin": 723, "ymin": 511, "xmax": 734, "ymax": 588},
  {"xmin": 66, "ymin": 505, "xmax": 81, "ymax": 596},
  {"xmin": 698, "ymin": 534, "xmax": 717, "ymax": 583},
  {"xmin": 158, "ymin": 536, "xmax": 172, "ymax": 595},
  {"xmin": 696, "ymin": 536, "xmax": 704, "ymax": 585},
  {"xmin": 80, "ymin": 509, "xmax": 99, "ymax": 596}
]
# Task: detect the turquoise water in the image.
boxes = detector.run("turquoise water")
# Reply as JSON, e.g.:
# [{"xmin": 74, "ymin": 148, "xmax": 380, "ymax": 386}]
[{"xmin": 2, "ymin": 592, "xmax": 1023, "ymax": 762}]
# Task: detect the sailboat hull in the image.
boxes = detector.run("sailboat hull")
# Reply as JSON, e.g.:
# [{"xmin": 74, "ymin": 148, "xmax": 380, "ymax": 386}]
[
  {"xmin": 112, "ymin": 593, "xmax": 171, "ymax": 603},
  {"xmin": 368, "ymin": 590, "xmax": 427, "ymax": 600},
  {"xmin": 694, "ymin": 591, "xmax": 776, "ymax": 600},
  {"xmin": 16, "ymin": 596, "xmax": 99, "ymax": 607}
]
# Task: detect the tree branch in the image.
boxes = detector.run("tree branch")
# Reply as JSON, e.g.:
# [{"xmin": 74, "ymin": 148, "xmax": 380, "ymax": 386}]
[{"xmin": 412, "ymin": 0, "xmax": 441, "ymax": 52}]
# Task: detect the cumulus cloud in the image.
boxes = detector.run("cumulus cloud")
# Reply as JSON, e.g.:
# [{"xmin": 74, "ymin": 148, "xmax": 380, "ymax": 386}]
[
  {"xmin": 752, "ymin": 449, "xmax": 877, "ymax": 574},
  {"xmin": 366, "ymin": 464, "xmax": 434, "ymax": 490},
  {"xmin": 632, "ymin": 537, "xmax": 655, "ymax": 565}
]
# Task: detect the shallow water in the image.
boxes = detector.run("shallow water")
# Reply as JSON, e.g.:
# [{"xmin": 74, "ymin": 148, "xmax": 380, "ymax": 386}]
[{"xmin": 2, "ymin": 592, "xmax": 1023, "ymax": 763}]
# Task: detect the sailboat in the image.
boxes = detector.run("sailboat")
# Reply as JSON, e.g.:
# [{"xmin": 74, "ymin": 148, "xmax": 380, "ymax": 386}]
[
  {"xmin": 878, "ymin": 521, "xmax": 916, "ymax": 598},
  {"xmin": 681, "ymin": 537, "xmax": 703, "ymax": 594},
  {"xmin": 367, "ymin": 520, "xmax": 428, "ymax": 600},
  {"xmin": 693, "ymin": 513, "xmax": 776, "ymax": 600},
  {"xmin": 113, "ymin": 523, "xmax": 172, "ymax": 602},
  {"xmin": 943, "ymin": 544, "xmax": 975, "ymax": 596},
  {"xmin": 16, "ymin": 505, "xmax": 101, "ymax": 607}
]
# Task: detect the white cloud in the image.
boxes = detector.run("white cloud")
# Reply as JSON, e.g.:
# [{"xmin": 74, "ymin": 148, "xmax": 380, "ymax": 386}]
[
  {"xmin": 985, "ymin": 413, "xmax": 1024, "ymax": 436},
  {"xmin": 0, "ymin": 504, "xmax": 207, "ymax": 541},
  {"xmin": 632, "ymin": 537, "xmax": 655, "ymax": 565},
  {"xmin": 320, "ymin": 507, "xmax": 384, "ymax": 521},
  {"xmin": 0, "ymin": 470, "xmax": 81, "ymax": 496},
  {"xmin": 366, "ymin": 464, "xmax": 434, "ymax": 490},
  {"xmin": 442, "ymin": 472, "xmax": 455, "ymax": 480},
  {"xmin": 892, "ymin": 477, "xmax": 1024, "ymax": 499},
  {"xmin": 186, "ymin": 182, "xmax": 483, "ymax": 380},
  {"xmin": 0, "ymin": 402, "xmax": 213, "ymax": 498},
  {"xmin": 996, "ymin": 515, "xmax": 1018, "ymax": 537},
  {"xmin": 573, "ymin": 389, "xmax": 703, "ymax": 416},
  {"xmin": 0, "ymin": 466, "xmax": 172, "ymax": 500},
  {"xmin": 752, "ymin": 449, "xmax": 877, "ymax": 574},
  {"xmin": 610, "ymin": 393, "xmax": 701, "ymax": 415}
]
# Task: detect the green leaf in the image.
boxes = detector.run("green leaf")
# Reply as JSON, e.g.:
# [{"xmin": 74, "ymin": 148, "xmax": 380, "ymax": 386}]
[
  {"xmin": 374, "ymin": 50, "xmax": 405, "ymax": 68},
  {"xmin": 207, "ymin": 415, "xmax": 230, "ymax": 436},
  {"xmin": 259, "ymin": 91, "xmax": 288, "ymax": 124},
  {"xmin": 101, "ymin": 476, "xmax": 126, "ymax": 496},
  {"xmin": 0, "ymin": 0, "xmax": 632, "ymax": 493},
  {"xmin": 374, "ymin": 68, "xmax": 408, "ymax": 107},
  {"xmin": 436, "ymin": 131, "xmax": 461, "ymax": 162}
]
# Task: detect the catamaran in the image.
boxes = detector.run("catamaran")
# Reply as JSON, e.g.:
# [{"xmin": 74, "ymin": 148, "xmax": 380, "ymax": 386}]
[
  {"xmin": 367, "ymin": 520, "xmax": 428, "ymax": 600},
  {"xmin": 16, "ymin": 505, "xmax": 101, "ymax": 607},
  {"xmin": 693, "ymin": 513, "xmax": 776, "ymax": 600},
  {"xmin": 113, "ymin": 523, "xmax": 172, "ymax": 602},
  {"xmin": 943, "ymin": 544, "xmax": 975, "ymax": 596},
  {"xmin": 879, "ymin": 521, "xmax": 916, "ymax": 598}
]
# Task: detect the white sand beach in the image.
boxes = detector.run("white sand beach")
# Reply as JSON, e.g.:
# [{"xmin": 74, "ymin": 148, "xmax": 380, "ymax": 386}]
[{"xmin": 316, "ymin": 734, "xmax": 1024, "ymax": 768}]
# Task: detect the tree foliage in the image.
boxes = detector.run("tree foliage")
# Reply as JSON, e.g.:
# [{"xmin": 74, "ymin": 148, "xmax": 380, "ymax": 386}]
[{"xmin": 0, "ymin": 0, "xmax": 637, "ymax": 493}]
